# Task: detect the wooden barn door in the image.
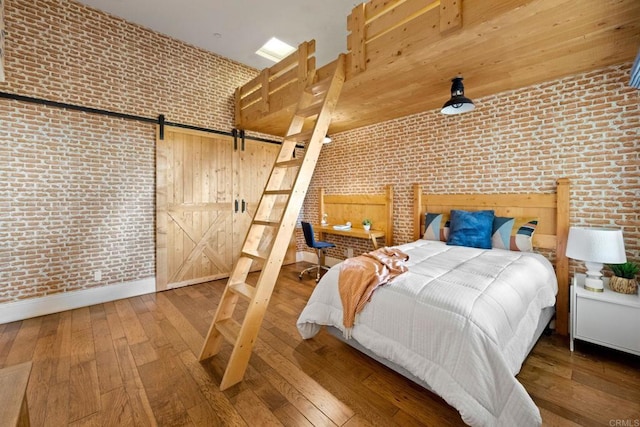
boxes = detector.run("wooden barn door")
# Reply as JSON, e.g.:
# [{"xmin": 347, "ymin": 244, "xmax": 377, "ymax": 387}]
[
  {"xmin": 235, "ymin": 139, "xmax": 280, "ymax": 271},
  {"xmin": 235, "ymin": 139, "xmax": 298, "ymax": 269},
  {"xmin": 156, "ymin": 127, "xmax": 235, "ymax": 291}
]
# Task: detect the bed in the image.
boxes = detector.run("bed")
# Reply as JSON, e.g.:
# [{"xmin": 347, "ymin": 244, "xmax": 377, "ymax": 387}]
[{"xmin": 296, "ymin": 179, "xmax": 570, "ymax": 426}]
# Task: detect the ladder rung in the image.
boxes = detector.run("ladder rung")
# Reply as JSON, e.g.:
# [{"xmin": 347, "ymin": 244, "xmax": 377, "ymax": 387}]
[
  {"xmin": 241, "ymin": 250, "xmax": 268, "ymax": 261},
  {"xmin": 229, "ymin": 282, "xmax": 256, "ymax": 300},
  {"xmin": 215, "ymin": 318, "xmax": 241, "ymax": 345},
  {"xmin": 275, "ymin": 159, "xmax": 303, "ymax": 168},
  {"xmin": 296, "ymin": 102, "xmax": 322, "ymax": 118},
  {"xmin": 252, "ymin": 220, "xmax": 279, "ymax": 227},
  {"xmin": 284, "ymin": 130, "xmax": 313, "ymax": 143},
  {"xmin": 264, "ymin": 189, "xmax": 292, "ymax": 196},
  {"xmin": 306, "ymin": 77, "xmax": 331, "ymax": 96}
]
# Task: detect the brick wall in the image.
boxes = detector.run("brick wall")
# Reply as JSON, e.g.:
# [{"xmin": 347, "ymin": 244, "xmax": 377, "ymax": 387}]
[
  {"xmin": 2, "ymin": 0, "xmax": 256, "ymax": 129},
  {"xmin": 0, "ymin": 0, "xmax": 258, "ymax": 302},
  {"xmin": 1, "ymin": 1, "xmax": 637, "ymax": 303},
  {"xmin": 301, "ymin": 63, "xmax": 640, "ymax": 274},
  {"xmin": 0, "ymin": 105, "xmax": 155, "ymax": 301}
]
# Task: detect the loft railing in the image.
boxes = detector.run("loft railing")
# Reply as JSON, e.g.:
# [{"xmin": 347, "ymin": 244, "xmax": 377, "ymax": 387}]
[
  {"xmin": 234, "ymin": 0, "xmax": 464, "ymax": 130},
  {"xmin": 346, "ymin": 0, "xmax": 462, "ymax": 76},
  {"xmin": 235, "ymin": 40, "xmax": 316, "ymax": 129}
]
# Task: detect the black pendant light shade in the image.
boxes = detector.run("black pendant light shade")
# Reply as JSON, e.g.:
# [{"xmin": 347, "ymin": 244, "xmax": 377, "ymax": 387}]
[{"xmin": 441, "ymin": 77, "xmax": 475, "ymax": 115}]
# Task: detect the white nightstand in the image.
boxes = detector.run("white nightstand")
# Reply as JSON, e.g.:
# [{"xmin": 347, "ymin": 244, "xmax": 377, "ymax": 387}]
[{"xmin": 570, "ymin": 273, "xmax": 640, "ymax": 356}]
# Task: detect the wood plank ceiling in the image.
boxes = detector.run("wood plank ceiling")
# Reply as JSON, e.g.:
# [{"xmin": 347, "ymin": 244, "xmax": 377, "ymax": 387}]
[{"xmin": 239, "ymin": 0, "xmax": 640, "ymax": 137}]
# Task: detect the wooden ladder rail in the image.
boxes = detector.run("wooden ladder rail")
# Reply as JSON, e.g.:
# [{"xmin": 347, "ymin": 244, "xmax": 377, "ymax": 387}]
[{"xmin": 199, "ymin": 54, "xmax": 346, "ymax": 390}]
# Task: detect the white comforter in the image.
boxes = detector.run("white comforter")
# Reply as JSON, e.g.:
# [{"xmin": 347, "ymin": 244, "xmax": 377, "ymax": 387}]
[{"xmin": 297, "ymin": 240, "xmax": 557, "ymax": 426}]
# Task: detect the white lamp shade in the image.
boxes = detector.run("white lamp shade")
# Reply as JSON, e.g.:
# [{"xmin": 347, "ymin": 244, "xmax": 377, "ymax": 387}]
[{"xmin": 565, "ymin": 227, "xmax": 627, "ymax": 264}]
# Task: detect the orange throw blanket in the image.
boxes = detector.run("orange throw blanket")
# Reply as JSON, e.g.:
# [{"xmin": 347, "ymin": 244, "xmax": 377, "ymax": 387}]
[{"xmin": 338, "ymin": 247, "xmax": 409, "ymax": 337}]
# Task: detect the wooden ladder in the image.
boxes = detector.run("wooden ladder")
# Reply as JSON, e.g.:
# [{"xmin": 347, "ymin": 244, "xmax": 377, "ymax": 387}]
[{"xmin": 199, "ymin": 55, "xmax": 345, "ymax": 390}]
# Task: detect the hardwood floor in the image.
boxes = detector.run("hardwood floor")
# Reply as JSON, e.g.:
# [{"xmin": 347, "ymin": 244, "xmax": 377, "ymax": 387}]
[{"xmin": 1, "ymin": 263, "xmax": 638, "ymax": 426}]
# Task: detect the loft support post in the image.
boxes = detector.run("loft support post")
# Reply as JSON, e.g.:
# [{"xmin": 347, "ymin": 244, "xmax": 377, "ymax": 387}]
[{"xmin": 555, "ymin": 178, "xmax": 570, "ymax": 335}]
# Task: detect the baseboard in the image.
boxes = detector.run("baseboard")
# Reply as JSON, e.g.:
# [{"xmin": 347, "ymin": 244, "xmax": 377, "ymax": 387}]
[
  {"xmin": 296, "ymin": 251, "xmax": 341, "ymax": 267},
  {"xmin": 0, "ymin": 277, "xmax": 156, "ymax": 324}
]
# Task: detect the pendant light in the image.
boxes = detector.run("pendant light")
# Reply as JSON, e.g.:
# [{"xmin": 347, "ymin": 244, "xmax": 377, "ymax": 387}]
[{"xmin": 441, "ymin": 76, "xmax": 475, "ymax": 115}]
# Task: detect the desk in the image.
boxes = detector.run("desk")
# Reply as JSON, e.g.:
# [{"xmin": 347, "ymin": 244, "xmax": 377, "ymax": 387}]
[{"xmin": 316, "ymin": 224, "xmax": 385, "ymax": 249}]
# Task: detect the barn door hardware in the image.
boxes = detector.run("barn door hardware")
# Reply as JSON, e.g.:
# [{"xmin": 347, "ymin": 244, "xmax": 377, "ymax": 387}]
[
  {"xmin": 158, "ymin": 114, "xmax": 165, "ymax": 140},
  {"xmin": 0, "ymin": 91, "xmax": 285, "ymax": 146},
  {"xmin": 232, "ymin": 128, "xmax": 238, "ymax": 150}
]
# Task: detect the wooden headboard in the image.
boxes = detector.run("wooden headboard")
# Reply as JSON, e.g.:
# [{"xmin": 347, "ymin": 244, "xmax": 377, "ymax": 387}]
[
  {"xmin": 412, "ymin": 178, "xmax": 570, "ymax": 335},
  {"xmin": 319, "ymin": 185, "xmax": 393, "ymax": 245}
]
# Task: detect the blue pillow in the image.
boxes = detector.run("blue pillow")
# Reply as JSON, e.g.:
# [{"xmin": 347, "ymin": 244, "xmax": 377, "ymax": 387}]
[{"xmin": 447, "ymin": 209, "xmax": 495, "ymax": 249}]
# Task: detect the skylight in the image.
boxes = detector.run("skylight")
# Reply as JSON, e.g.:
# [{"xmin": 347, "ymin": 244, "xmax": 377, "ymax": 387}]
[{"xmin": 255, "ymin": 37, "xmax": 296, "ymax": 62}]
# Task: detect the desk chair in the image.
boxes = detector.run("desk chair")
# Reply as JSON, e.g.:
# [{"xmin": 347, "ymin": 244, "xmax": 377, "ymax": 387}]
[{"xmin": 299, "ymin": 221, "xmax": 335, "ymax": 282}]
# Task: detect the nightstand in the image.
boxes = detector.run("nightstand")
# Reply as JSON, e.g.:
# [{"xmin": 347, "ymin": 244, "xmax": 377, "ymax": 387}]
[{"xmin": 570, "ymin": 273, "xmax": 640, "ymax": 355}]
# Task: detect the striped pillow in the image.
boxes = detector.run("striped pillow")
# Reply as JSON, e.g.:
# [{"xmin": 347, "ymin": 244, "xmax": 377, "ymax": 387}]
[
  {"xmin": 492, "ymin": 217, "xmax": 538, "ymax": 252},
  {"xmin": 423, "ymin": 213, "xmax": 450, "ymax": 242}
]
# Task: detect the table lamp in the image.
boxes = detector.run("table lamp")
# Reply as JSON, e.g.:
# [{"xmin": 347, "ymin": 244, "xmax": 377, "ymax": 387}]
[{"xmin": 566, "ymin": 226, "xmax": 627, "ymax": 292}]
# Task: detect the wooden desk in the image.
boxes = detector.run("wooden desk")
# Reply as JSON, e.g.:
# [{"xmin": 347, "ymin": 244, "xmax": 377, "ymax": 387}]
[{"xmin": 316, "ymin": 224, "xmax": 385, "ymax": 249}]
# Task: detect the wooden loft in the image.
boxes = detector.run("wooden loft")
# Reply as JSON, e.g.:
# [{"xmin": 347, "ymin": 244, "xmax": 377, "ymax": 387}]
[{"xmin": 235, "ymin": 0, "xmax": 640, "ymax": 137}]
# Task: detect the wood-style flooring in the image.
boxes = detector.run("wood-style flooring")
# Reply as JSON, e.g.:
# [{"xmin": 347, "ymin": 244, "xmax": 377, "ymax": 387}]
[{"xmin": 0, "ymin": 263, "xmax": 638, "ymax": 426}]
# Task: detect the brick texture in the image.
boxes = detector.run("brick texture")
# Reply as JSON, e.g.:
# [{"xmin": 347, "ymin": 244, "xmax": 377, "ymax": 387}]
[
  {"xmin": 0, "ymin": 0, "xmax": 258, "ymax": 302},
  {"xmin": 0, "ymin": 104, "xmax": 155, "ymax": 302},
  {"xmin": 2, "ymin": 0, "xmax": 257, "ymax": 129},
  {"xmin": 301, "ymin": 63, "xmax": 640, "ymax": 277},
  {"xmin": 1, "ymin": 0, "xmax": 638, "ymax": 303}
]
